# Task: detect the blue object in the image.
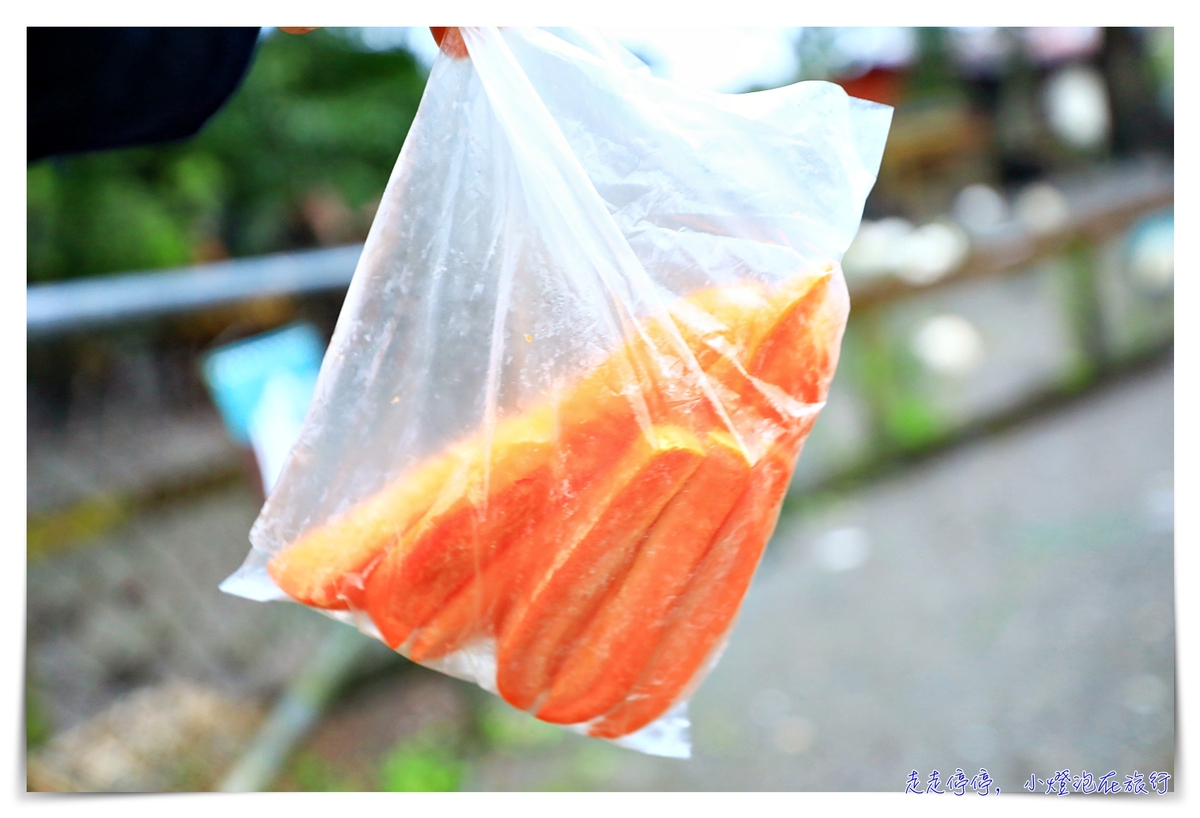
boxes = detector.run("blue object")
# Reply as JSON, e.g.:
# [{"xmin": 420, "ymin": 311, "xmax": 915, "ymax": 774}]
[
  {"xmin": 1124, "ymin": 209, "xmax": 1173, "ymax": 296},
  {"xmin": 201, "ymin": 323, "xmax": 325, "ymax": 446}
]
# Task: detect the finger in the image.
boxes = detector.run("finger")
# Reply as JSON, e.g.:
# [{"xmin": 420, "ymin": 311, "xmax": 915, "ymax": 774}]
[{"xmin": 430, "ymin": 27, "xmax": 469, "ymax": 59}]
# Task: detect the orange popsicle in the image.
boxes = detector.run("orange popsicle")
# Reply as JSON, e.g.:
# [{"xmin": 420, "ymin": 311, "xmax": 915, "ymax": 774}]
[
  {"xmin": 588, "ymin": 428, "xmax": 805, "ymax": 739},
  {"xmin": 535, "ymin": 430, "xmax": 752, "ymax": 725},
  {"xmin": 495, "ymin": 425, "xmax": 705, "ymax": 713}
]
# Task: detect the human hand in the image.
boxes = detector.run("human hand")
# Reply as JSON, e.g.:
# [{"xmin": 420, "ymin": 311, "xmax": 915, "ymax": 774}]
[
  {"xmin": 278, "ymin": 27, "xmax": 467, "ymax": 59},
  {"xmin": 430, "ymin": 27, "xmax": 468, "ymax": 59}
]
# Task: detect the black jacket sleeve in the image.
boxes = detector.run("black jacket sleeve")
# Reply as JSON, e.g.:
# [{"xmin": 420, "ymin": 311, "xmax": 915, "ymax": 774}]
[{"xmin": 28, "ymin": 27, "xmax": 261, "ymax": 162}]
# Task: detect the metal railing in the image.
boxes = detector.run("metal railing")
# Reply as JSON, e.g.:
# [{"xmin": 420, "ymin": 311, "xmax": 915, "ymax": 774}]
[{"xmin": 27, "ymin": 244, "xmax": 364, "ymax": 337}]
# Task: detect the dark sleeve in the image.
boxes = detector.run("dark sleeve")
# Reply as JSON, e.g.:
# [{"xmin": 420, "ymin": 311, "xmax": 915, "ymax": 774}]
[{"xmin": 28, "ymin": 27, "xmax": 261, "ymax": 163}]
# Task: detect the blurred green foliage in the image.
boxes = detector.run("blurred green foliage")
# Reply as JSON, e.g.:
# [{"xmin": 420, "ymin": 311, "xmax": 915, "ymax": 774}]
[
  {"xmin": 847, "ymin": 315, "xmax": 946, "ymax": 453},
  {"xmin": 1146, "ymin": 28, "xmax": 1173, "ymax": 114},
  {"xmin": 289, "ymin": 752, "xmax": 356, "ymax": 792},
  {"xmin": 379, "ymin": 739, "xmax": 465, "ymax": 792},
  {"xmin": 27, "ymin": 28, "xmax": 428, "ymax": 283},
  {"xmin": 477, "ymin": 698, "xmax": 564, "ymax": 754},
  {"xmin": 903, "ymin": 27, "xmax": 964, "ymax": 104},
  {"xmin": 26, "ymin": 681, "xmax": 52, "ymax": 751}
]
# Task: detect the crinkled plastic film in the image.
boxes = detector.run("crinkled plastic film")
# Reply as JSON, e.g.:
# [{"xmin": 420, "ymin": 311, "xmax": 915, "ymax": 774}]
[{"xmin": 222, "ymin": 27, "xmax": 892, "ymax": 758}]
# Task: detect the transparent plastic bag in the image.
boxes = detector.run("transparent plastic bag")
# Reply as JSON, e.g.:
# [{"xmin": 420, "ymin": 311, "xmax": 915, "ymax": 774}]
[{"xmin": 222, "ymin": 27, "xmax": 891, "ymax": 758}]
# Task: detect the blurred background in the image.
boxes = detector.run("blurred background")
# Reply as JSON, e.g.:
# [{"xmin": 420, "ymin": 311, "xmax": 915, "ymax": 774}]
[{"xmin": 26, "ymin": 27, "xmax": 1173, "ymax": 792}]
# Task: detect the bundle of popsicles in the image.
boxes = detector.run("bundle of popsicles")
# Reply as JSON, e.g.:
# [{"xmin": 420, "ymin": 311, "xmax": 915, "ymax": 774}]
[{"xmin": 267, "ymin": 264, "xmax": 848, "ymax": 739}]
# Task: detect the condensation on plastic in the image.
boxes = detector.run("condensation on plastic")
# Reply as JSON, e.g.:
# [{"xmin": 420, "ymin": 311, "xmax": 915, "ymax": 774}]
[{"xmin": 222, "ymin": 27, "xmax": 891, "ymax": 758}]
